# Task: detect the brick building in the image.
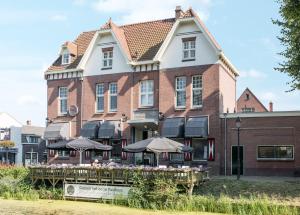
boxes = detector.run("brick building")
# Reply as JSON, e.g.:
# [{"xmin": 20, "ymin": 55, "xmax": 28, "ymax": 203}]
[
  {"xmin": 44, "ymin": 6, "xmax": 300, "ymax": 176},
  {"xmin": 237, "ymin": 88, "xmax": 269, "ymax": 113}
]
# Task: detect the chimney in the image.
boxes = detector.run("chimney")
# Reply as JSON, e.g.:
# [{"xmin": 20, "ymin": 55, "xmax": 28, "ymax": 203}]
[
  {"xmin": 175, "ymin": 6, "xmax": 182, "ymax": 19},
  {"xmin": 26, "ymin": 120, "xmax": 31, "ymax": 126},
  {"xmin": 269, "ymin": 101, "xmax": 273, "ymax": 112}
]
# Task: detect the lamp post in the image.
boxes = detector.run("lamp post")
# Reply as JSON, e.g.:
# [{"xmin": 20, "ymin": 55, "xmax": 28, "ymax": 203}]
[{"xmin": 235, "ymin": 117, "xmax": 241, "ymax": 180}]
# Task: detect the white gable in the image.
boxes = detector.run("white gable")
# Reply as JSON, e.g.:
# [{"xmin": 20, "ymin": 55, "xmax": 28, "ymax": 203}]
[
  {"xmin": 0, "ymin": 113, "xmax": 22, "ymax": 128},
  {"xmin": 159, "ymin": 20, "xmax": 219, "ymax": 70},
  {"xmin": 84, "ymin": 32, "xmax": 132, "ymax": 77}
]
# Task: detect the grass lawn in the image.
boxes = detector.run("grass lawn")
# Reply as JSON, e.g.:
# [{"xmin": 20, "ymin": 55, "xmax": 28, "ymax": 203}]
[
  {"xmin": 0, "ymin": 199, "xmax": 223, "ymax": 215},
  {"xmin": 195, "ymin": 178, "xmax": 300, "ymax": 205}
]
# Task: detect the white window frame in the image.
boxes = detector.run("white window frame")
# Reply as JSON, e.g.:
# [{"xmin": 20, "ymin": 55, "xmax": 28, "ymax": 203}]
[
  {"xmin": 62, "ymin": 49, "xmax": 70, "ymax": 65},
  {"xmin": 57, "ymin": 150, "xmax": 70, "ymax": 158},
  {"xmin": 182, "ymin": 39, "xmax": 196, "ymax": 61},
  {"xmin": 25, "ymin": 152, "xmax": 38, "ymax": 166},
  {"xmin": 175, "ymin": 76, "xmax": 186, "ymax": 109},
  {"xmin": 139, "ymin": 80, "xmax": 154, "ymax": 107},
  {"xmin": 257, "ymin": 145, "xmax": 294, "ymax": 161},
  {"xmin": 102, "ymin": 50, "xmax": 113, "ymax": 69},
  {"xmin": 58, "ymin": 87, "xmax": 68, "ymax": 115},
  {"xmin": 95, "ymin": 83, "xmax": 104, "ymax": 113},
  {"xmin": 191, "ymin": 75, "xmax": 203, "ymax": 108},
  {"xmin": 108, "ymin": 82, "xmax": 117, "ymax": 112}
]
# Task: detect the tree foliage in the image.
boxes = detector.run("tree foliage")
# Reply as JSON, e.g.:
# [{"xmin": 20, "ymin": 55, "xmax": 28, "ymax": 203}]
[
  {"xmin": 273, "ymin": 0, "xmax": 300, "ymax": 90},
  {"xmin": 0, "ymin": 141, "xmax": 15, "ymax": 148}
]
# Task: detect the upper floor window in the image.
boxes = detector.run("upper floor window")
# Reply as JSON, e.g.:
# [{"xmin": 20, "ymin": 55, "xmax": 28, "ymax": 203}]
[
  {"xmin": 175, "ymin": 76, "xmax": 186, "ymax": 108},
  {"xmin": 58, "ymin": 87, "xmax": 68, "ymax": 115},
  {"xmin": 242, "ymin": 107, "xmax": 255, "ymax": 113},
  {"xmin": 140, "ymin": 80, "xmax": 154, "ymax": 107},
  {"xmin": 62, "ymin": 49, "xmax": 70, "ymax": 65},
  {"xmin": 25, "ymin": 136, "xmax": 40, "ymax": 143},
  {"xmin": 109, "ymin": 82, "xmax": 117, "ymax": 112},
  {"xmin": 192, "ymin": 75, "xmax": 203, "ymax": 108},
  {"xmin": 245, "ymin": 93, "xmax": 250, "ymax": 100},
  {"xmin": 182, "ymin": 37, "xmax": 196, "ymax": 61},
  {"xmin": 96, "ymin": 84, "xmax": 104, "ymax": 112},
  {"xmin": 102, "ymin": 47, "xmax": 113, "ymax": 69}
]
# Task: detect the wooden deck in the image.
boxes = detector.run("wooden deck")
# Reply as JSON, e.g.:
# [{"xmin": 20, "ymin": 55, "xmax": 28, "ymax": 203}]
[{"xmin": 29, "ymin": 166, "xmax": 209, "ymax": 195}]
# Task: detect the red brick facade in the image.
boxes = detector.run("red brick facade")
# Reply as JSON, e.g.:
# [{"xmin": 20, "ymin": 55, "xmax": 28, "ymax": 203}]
[
  {"xmin": 221, "ymin": 114, "xmax": 300, "ymax": 176},
  {"xmin": 237, "ymin": 88, "xmax": 268, "ymax": 113}
]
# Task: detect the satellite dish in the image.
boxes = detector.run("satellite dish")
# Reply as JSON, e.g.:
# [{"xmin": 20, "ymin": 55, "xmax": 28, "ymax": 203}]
[{"xmin": 69, "ymin": 105, "xmax": 79, "ymax": 117}]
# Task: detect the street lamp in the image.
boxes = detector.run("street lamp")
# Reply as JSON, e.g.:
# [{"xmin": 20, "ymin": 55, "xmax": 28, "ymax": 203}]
[{"xmin": 235, "ymin": 117, "xmax": 241, "ymax": 180}]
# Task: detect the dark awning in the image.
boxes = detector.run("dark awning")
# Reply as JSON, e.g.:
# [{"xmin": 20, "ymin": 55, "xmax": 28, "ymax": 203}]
[
  {"xmin": 161, "ymin": 117, "xmax": 185, "ymax": 138},
  {"xmin": 80, "ymin": 121, "xmax": 100, "ymax": 139},
  {"xmin": 98, "ymin": 121, "xmax": 119, "ymax": 139},
  {"xmin": 185, "ymin": 116, "xmax": 208, "ymax": 137},
  {"xmin": 46, "ymin": 140, "xmax": 70, "ymax": 149},
  {"xmin": 44, "ymin": 123, "xmax": 69, "ymax": 140}
]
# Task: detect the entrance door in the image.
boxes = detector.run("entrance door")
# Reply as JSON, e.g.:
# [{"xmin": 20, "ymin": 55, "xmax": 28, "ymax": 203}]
[{"xmin": 231, "ymin": 146, "xmax": 243, "ymax": 175}]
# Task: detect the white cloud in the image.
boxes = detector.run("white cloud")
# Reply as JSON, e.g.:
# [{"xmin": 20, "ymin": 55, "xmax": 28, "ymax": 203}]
[
  {"xmin": 239, "ymin": 69, "xmax": 267, "ymax": 79},
  {"xmin": 73, "ymin": 0, "xmax": 86, "ymax": 5},
  {"xmin": 51, "ymin": 14, "xmax": 67, "ymax": 21},
  {"xmin": 92, "ymin": 0, "xmax": 212, "ymax": 24}
]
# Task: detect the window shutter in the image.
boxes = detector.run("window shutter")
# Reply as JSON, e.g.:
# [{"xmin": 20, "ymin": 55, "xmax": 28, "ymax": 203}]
[
  {"xmin": 70, "ymin": 150, "xmax": 76, "ymax": 157},
  {"xmin": 208, "ymin": 138, "xmax": 215, "ymax": 161},
  {"xmin": 102, "ymin": 140, "xmax": 109, "ymax": 160},
  {"xmin": 184, "ymin": 139, "xmax": 192, "ymax": 161},
  {"xmin": 121, "ymin": 139, "xmax": 127, "ymax": 160}
]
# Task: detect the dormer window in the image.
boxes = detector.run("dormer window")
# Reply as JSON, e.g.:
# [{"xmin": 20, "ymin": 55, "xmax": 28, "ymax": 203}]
[
  {"xmin": 102, "ymin": 47, "xmax": 113, "ymax": 69},
  {"xmin": 182, "ymin": 37, "xmax": 196, "ymax": 61},
  {"xmin": 62, "ymin": 49, "xmax": 70, "ymax": 65}
]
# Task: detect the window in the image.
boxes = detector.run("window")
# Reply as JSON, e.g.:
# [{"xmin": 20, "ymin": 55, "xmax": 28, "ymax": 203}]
[
  {"xmin": 140, "ymin": 80, "xmax": 154, "ymax": 107},
  {"xmin": 25, "ymin": 152, "xmax": 38, "ymax": 166},
  {"xmin": 25, "ymin": 136, "xmax": 40, "ymax": 143},
  {"xmin": 257, "ymin": 145, "xmax": 294, "ymax": 160},
  {"xmin": 192, "ymin": 139, "xmax": 208, "ymax": 161},
  {"xmin": 246, "ymin": 93, "xmax": 250, "ymax": 100},
  {"xmin": 102, "ymin": 48, "xmax": 113, "ymax": 69},
  {"xmin": 109, "ymin": 82, "xmax": 117, "ymax": 112},
  {"xmin": 192, "ymin": 75, "xmax": 203, "ymax": 108},
  {"xmin": 96, "ymin": 84, "xmax": 104, "ymax": 112},
  {"xmin": 57, "ymin": 150, "xmax": 70, "ymax": 157},
  {"xmin": 62, "ymin": 49, "xmax": 70, "ymax": 65},
  {"xmin": 182, "ymin": 37, "xmax": 196, "ymax": 61},
  {"xmin": 170, "ymin": 153, "xmax": 184, "ymax": 162},
  {"xmin": 242, "ymin": 107, "xmax": 255, "ymax": 113},
  {"xmin": 58, "ymin": 87, "xmax": 68, "ymax": 115},
  {"xmin": 175, "ymin": 76, "xmax": 186, "ymax": 108}
]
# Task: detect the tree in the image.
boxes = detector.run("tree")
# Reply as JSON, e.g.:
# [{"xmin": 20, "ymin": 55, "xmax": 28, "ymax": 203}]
[
  {"xmin": 273, "ymin": 0, "xmax": 300, "ymax": 90},
  {"xmin": 0, "ymin": 140, "xmax": 15, "ymax": 164}
]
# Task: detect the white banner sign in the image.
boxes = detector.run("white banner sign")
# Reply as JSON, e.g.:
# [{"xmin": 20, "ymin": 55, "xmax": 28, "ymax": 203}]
[{"xmin": 64, "ymin": 183, "xmax": 131, "ymax": 199}]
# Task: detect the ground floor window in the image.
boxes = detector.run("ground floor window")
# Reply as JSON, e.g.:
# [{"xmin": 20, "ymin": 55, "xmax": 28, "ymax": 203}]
[
  {"xmin": 57, "ymin": 150, "xmax": 69, "ymax": 157},
  {"xmin": 257, "ymin": 145, "xmax": 294, "ymax": 160},
  {"xmin": 192, "ymin": 139, "xmax": 208, "ymax": 161},
  {"xmin": 92, "ymin": 150, "xmax": 103, "ymax": 160},
  {"xmin": 25, "ymin": 152, "xmax": 38, "ymax": 165},
  {"xmin": 170, "ymin": 153, "xmax": 184, "ymax": 162}
]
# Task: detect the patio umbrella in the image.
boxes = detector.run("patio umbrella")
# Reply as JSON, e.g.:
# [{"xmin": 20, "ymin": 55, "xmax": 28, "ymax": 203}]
[
  {"xmin": 66, "ymin": 137, "xmax": 112, "ymax": 164},
  {"xmin": 123, "ymin": 137, "xmax": 193, "ymax": 166}
]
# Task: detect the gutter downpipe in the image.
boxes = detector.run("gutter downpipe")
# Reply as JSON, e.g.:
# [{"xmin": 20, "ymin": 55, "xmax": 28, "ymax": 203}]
[
  {"xmin": 80, "ymin": 74, "xmax": 84, "ymax": 130},
  {"xmin": 224, "ymin": 112, "xmax": 227, "ymax": 176}
]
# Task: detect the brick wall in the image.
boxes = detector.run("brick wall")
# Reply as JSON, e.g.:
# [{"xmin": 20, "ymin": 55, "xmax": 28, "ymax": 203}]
[{"xmin": 222, "ymin": 115, "xmax": 300, "ymax": 176}]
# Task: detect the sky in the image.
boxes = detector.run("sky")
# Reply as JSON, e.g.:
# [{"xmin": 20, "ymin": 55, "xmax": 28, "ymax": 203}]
[{"xmin": 0, "ymin": 0, "xmax": 299, "ymax": 127}]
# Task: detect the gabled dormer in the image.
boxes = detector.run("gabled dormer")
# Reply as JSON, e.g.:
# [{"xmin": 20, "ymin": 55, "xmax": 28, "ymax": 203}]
[{"xmin": 60, "ymin": 41, "xmax": 78, "ymax": 65}]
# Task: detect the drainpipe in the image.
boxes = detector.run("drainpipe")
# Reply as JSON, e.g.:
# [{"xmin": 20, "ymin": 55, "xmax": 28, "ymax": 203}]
[
  {"xmin": 79, "ymin": 74, "xmax": 84, "ymax": 130},
  {"xmin": 224, "ymin": 112, "xmax": 227, "ymax": 176}
]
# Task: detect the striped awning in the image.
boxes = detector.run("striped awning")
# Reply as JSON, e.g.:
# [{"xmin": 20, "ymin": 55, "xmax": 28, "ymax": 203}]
[
  {"xmin": 185, "ymin": 117, "xmax": 208, "ymax": 137},
  {"xmin": 80, "ymin": 121, "xmax": 100, "ymax": 139},
  {"xmin": 44, "ymin": 123, "xmax": 69, "ymax": 140}
]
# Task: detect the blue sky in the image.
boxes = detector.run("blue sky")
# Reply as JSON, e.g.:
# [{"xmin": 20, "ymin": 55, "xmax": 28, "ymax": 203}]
[{"xmin": 0, "ymin": 0, "xmax": 299, "ymax": 126}]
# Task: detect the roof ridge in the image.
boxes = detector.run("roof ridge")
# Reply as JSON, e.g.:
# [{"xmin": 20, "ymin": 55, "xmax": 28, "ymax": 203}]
[{"xmin": 120, "ymin": 17, "xmax": 175, "ymax": 28}]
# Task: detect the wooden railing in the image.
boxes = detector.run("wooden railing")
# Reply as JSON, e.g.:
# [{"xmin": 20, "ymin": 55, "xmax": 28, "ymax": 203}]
[{"xmin": 29, "ymin": 166, "xmax": 209, "ymax": 192}]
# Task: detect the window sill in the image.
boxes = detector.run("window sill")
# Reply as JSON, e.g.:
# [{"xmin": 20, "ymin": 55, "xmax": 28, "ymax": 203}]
[
  {"xmin": 107, "ymin": 111, "xmax": 117, "ymax": 114},
  {"xmin": 138, "ymin": 106, "xmax": 154, "ymax": 109},
  {"xmin": 174, "ymin": 107, "xmax": 186, "ymax": 111},
  {"xmin": 191, "ymin": 106, "xmax": 203, "ymax": 110},
  {"xmin": 101, "ymin": 67, "xmax": 112, "ymax": 70},
  {"xmin": 182, "ymin": 59, "xmax": 195, "ymax": 62},
  {"xmin": 95, "ymin": 111, "xmax": 104, "ymax": 115},
  {"xmin": 58, "ymin": 113, "xmax": 68, "ymax": 117},
  {"xmin": 257, "ymin": 158, "xmax": 294, "ymax": 161}
]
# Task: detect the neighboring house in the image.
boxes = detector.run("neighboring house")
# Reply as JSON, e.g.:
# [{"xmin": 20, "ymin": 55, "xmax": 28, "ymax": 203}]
[
  {"xmin": 237, "ymin": 88, "xmax": 269, "ymax": 113},
  {"xmin": 44, "ymin": 6, "xmax": 238, "ymax": 173},
  {"xmin": 11, "ymin": 121, "xmax": 46, "ymax": 166},
  {"xmin": 0, "ymin": 112, "xmax": 22, "ymax": 164}
]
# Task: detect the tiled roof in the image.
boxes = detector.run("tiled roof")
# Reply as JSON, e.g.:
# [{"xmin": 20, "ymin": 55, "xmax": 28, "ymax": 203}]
[
  {"xmin": 47, "ymin": 30, "xmax": 96, "ymax": 71},
  {"xmin": 47, "ymin": 7, "xmax": 221, "ymax": 72}
]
